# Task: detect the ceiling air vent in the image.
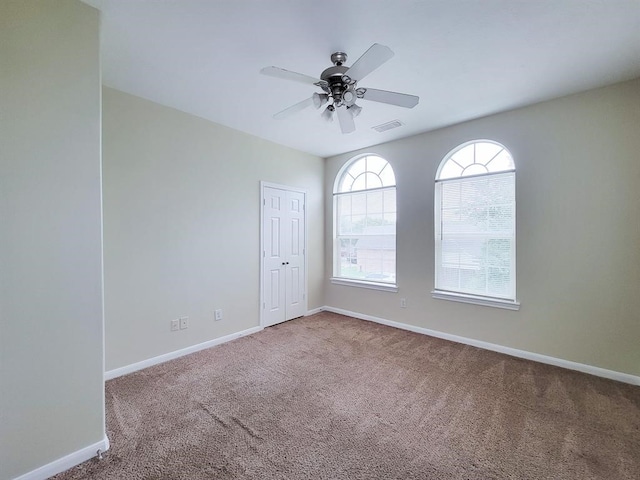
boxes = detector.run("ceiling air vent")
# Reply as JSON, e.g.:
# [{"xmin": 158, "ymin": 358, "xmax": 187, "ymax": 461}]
[{"xmin": 372, "ymin": 120, "xmax": 404, "ymax": 133}]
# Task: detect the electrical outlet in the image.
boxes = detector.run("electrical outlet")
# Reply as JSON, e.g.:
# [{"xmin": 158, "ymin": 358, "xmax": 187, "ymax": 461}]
[
  {"xmin": 214, "ymin": 309, "xmax": 223, "ymax": 321},
  {"xmin": 170, "ymin": 319, "xmax": 179, "ymax": 331},
  {"xmin": 400, "ymin": 298, "xmax": 407, "ymax": 308},
  {"xmin": 180, "ymin": 316, "xmax": 189, "ymax": 329}
]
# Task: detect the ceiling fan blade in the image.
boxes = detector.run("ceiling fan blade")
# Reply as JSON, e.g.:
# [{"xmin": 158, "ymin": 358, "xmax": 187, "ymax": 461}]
[
  {"xmin": 361, "ymin": 88, "xmax": 419, "ymax": 108},
  {"xmin": 337, "ymin": 106, "xmax": 355, "ymax": 134},
  {"xmin": 344, "ymin": 43, "xmax": 394, "ymax": 82},
  {"xmin": 273, "ymin": 96, "xmax": 314, "ymax": 119},
  {"xmin": 260, "ymin": 66, "xmax": 327, "ymax": 88}
]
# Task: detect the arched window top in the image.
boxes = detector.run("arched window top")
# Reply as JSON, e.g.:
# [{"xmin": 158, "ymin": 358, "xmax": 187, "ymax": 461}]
[
  {"xmin": 336, "ymin": 155, "xmax": 395, "ymax": 193},
  {"xmin": 436, "ymin": 140, "xmax": 514, "ymax": 181}
]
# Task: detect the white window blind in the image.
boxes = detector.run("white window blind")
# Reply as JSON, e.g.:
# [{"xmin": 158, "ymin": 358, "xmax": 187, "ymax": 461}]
[
  {"xmin": 435, "ymin": 171, "xmax": 515, "ymax": 300},
  {"xmin": 336, "ymin": 187, "xmax": 396, "ymax": 283}
]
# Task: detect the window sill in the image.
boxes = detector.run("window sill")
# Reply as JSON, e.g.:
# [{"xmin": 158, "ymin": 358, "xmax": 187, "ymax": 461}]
[
  {"xmin": 431, "ymin": 290, "xmax": 520, "ymax": 310},
  {"xmin": 331, "ymin": 277, "xmax": 399, "ymax": 292}
]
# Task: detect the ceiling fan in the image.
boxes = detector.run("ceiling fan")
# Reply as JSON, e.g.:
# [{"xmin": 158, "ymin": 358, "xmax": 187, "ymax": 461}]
[{"xmin": 260, "ymin": 43, "xmax": 419, "ymax": 134}]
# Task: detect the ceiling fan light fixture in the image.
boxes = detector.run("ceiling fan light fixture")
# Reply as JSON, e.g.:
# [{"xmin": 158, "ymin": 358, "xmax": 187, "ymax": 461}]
[
  {"xmin": 342, "ymin": 88, "xmax": 357, "ymax": 106},
  {"xmin": 347, "ymin": 104, "xmax": 362, "ymax": 118},
  {"xmin": 321, "ymin": 104, "xmax": 335, "ymax": 122},
  {"xmin": 312, "ymin": 92, "xmax": 329, "ymax": 109}
]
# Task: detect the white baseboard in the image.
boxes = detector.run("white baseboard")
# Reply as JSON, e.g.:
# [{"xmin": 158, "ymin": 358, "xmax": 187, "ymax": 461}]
[
  {"xmin": 105, "ymin": 326, "xmax": 263, "ymax": 380},
  {"xmin": 12, "ymin": 436, "xmax": 109, "ymax": 480},
  {"xmin": 321, "ymin": 306, "xmax": 640, "ymax": 386},
  {"xmin": 305, "ymin": 306, "xmax": 324, "ymax": 316}
]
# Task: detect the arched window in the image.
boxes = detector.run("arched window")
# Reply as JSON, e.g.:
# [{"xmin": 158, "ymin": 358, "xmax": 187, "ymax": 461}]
[
  {"xmin": 333, "ymin": 155, "xmax": 397, "ymax": 288},
  {"xmin": 434, "ymin": 140, "xmax": 518, "ymax": 308}
]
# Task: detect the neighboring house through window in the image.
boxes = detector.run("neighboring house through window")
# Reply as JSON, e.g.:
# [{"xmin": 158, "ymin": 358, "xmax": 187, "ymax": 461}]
[
  {"xmin": 433, "ymin": 140, "xmax": 519, "ymax": 309},
  {"xmin": 333, "ymin": 155, "xmax": 397, "ymax": 291}
]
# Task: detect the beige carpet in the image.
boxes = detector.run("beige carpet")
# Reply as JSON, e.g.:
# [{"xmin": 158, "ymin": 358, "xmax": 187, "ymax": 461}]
[{"xmin": 54, "ymin": 312, "xmax": 640, "ymax": 479}]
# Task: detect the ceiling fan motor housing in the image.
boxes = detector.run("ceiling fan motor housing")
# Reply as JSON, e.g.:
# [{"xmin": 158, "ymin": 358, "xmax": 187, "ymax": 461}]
[{"xmin": 321, "ymin": 61, "xmax": 351, "ymax": 106}]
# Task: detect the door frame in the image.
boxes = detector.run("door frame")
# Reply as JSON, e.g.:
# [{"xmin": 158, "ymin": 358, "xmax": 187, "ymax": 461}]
[{"xmin": 259, "ymin": 181, "xmax": 309, "ymax": 328}]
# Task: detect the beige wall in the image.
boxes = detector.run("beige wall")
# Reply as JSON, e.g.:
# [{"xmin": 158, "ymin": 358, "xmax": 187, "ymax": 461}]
[
  {"xmin": 0, "ymin": 1, "xmax": 104, "ymax": 479},
  {"xmin": 325, "ymin": 79, "xmax": 640, "ymax": 377},
  {"xmin": 102, "ymin": 88, "xmax": 324, "ymax": 371}
]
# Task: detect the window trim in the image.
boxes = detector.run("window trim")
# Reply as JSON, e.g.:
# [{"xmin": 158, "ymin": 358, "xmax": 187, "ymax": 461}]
[
  {"xmin": 431, "ymin": 289, "xmax": 520, "ymax": 310},
  {"xmin": 331, "ymin": 277, "xmax": 399, "ymax": 292}
]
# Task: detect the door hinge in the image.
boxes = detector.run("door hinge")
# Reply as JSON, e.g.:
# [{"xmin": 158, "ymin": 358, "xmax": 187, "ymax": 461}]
[
  {"xmin": 263, "ymin": 302, "xmax": 266, "ymax": 309},
  {"xmin": 263, "ymin": 198, "xmax": 266, "ymax": 205}
]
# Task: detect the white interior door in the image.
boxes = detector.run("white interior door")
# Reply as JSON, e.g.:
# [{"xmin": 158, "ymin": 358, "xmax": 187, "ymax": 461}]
[{"xmin": 262, "ymin": 185, "xmax": 306, "ymax": 327}]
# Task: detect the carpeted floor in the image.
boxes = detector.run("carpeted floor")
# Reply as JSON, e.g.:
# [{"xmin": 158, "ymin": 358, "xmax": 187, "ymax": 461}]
[{"xmin": 54, "ymin": 312, "xmax": 640, "ymax": 479}]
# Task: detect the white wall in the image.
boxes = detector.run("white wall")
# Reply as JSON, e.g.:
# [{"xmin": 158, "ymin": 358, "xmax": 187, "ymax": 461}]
[
  {"xmin": 325, "ymin": 79, "xmax": 640, "ymax": 377},
  {"xmin": 102, "ymin": 88, "xmax": 324, "ymax": 372},
  {"xmin": 0, "ymin": 1, "xmax": 105, "ymax": 479}
]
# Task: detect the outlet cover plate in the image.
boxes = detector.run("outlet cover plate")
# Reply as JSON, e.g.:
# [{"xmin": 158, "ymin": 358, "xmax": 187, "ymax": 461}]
[{"xmin": 180, "ymin": 316, "xmax": 189, "ymax": 329}]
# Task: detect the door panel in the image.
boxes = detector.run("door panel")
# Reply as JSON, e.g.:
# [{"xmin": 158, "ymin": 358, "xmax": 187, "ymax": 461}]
[
  {"xmin": 270, "ymin": 217, "xmax": 280, "ymax": 257},
  {"xmin": 290, "ymin": 266, "xmax": 300, "ymax": 302},
  {"xmin": 291, "ymin": 218, "xmax": 300, "ymax": 255},
  {"xmin": 269, "ymin": 269, "xmax": 281, "ymax": 309}
]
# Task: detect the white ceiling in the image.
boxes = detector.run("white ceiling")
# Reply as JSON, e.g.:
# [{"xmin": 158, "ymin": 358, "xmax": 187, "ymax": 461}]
[{"xmin": 84, "ymin": 0, "xmax": 640, "ymax": 158}]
